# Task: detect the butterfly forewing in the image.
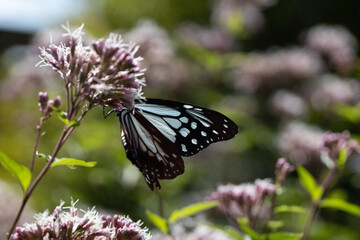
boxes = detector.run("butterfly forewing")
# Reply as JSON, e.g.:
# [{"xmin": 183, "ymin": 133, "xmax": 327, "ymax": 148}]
[
  {"xmin": 117, "ymin": 109, "xmax": 184, "ymax": 190},
  {"xmin": 135, "ymin": 98, "xmax": 239, "ymax": 156}
]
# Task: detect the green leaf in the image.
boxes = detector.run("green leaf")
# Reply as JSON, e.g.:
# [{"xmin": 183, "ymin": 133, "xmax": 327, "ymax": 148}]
[
  {"xmin": 297, "ymin": 166, "xmax": 323, "ymax": 201},
  {"xmin": 206, "ymin": 223, "xmax": 244, "ymax": 240},
  {"xmin": 237, "ymin": 217, "xmax": 260, "ymax": 240},
  {"xmin": 263, "ymin": 232, "xmax": 303, "ymax": 240},
  {"xmin": 51, "ymin": 158, "xmax": 97, "ymax": 169},
  {"xmin": 321, "ymin": 198, "xmax": 360, "ymax": 217},
  {"xmin": 337, "ymin": 147, "xmax": 347, "ymax": 168},
  {"xmin": 333, "ymin": 103, "xmax": 360, "ymax": 123},
  {"xmin": 169, "ymin": 201, "xmax": 218, "ymax": 224},
  {"xmin": 58, "ymin": 111, "xmax": 69, "ymax": 125},
  {"xmin": 274, "ymin": 205, "xmax": 307, "ymax": 214},
  {"xmin": 0, "ymin": 152, "xmax": 31, "ymax": 193},
  {"xmin": 145, "ymin": 210, "xmax": 168, "ymax": 234},
  {"xmin": 266, "ymin": 220, "xmax": 284, "ymax": 230},
  {"xmin": 66, "ymin": 120, "xmax": 80, "ymax": 130}
]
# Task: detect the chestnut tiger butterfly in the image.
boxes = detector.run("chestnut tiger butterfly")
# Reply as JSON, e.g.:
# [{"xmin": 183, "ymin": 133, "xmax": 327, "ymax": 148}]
[{"xmin": 114, "ymin": 98, "xmax": 238, "ymax": 190}]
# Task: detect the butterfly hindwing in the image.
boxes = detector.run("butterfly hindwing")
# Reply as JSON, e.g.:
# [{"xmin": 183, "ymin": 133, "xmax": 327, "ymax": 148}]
[
  {"xmin": 117, "ymin": 109, "xmax": 184, "ymax": 190},
  {"xmin": 135, "ymin": 98, "xmax": 239, "ymax": 156}
]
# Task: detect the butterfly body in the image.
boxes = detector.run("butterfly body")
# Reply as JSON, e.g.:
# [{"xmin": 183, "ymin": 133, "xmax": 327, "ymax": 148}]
[{"xmin": 116, "ymin": 98, "xmax": 238, "ymax": 190}]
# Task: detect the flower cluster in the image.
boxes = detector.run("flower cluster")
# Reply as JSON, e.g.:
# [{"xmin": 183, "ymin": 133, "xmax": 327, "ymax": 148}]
[
  {"xmin": 304, "ymin": 74, "xmax": 360, "ymax": 111},
  {"xmin": 212, "ymin": 0, "xmax": 275, "ymax": 34},
  {"xmin": 38, "ymin": 92, "xmax": 62, "ymax": 119},
  {"xmin": 10, "ymin": 200, "xmax": 151, "ymax": 240},
  {"xmin": 278, "ymin": 121, "xmax": 324, "ymax": 165},
  {"xmin": 304, "ymin": 24, "xmax": 357, "ymax": 74},
  {"xmin": 125, "ymin": 20, "xmax": 189, "ymax": 92},
  {"xmin": 207, "ymin": 179, "xmax": 276, "ymax": 221},
  {"xmin": 275, "ymin": 158, "xmax": 295, "ymax": 184},
  {"xmin": 38, "ymin": 23, "xmax": 145, "ymax": 109},
  {"xmin": 177, "ymin": 23, "xmax": 235, "ymax": 52},
  {"xmin": 269, "ymin": 90, "xmax": 308, "ymax": 118},
  {"xmin": 233, "ymin": 48, "xmax": 322, "ymax": 93},
  {"xmin": 321, "ymin": 131, "xmax": 360, "ymax": 166}
]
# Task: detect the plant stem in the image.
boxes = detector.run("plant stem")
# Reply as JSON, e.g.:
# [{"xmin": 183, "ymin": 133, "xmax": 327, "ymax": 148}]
[
  {"xmin": 30, "ymin": 118, "xmax": 44, "ymax": 172},
  {"xmin": 155, "ymin": 188, "xmax": 164, "ymax": 219},
  {"xmin": 7, "ymin": 125, "xmax": 69, "ymax": 239},
  {"xmin": 300, "ymin": 167, "xmax": 337, "ymax": 240}
]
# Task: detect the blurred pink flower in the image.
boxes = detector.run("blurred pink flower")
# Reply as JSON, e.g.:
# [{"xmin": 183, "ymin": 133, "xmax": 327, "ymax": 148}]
[
  {"xmin": 206, "ymin": 179, "xmax": 276, "ymax": 221},
  {"xmin": 177, "ymin": 23, "xmax": 235, "ymax": 52},
  {"xmin": 278, "ymin": 121, "xmax": 324, "ymax": 165},
  {"xmin": 305, "ymin": 74, "xmax": 360, "ymax": 111},
  {"xmin": 233, "ymin": 48, "xmax": 323, "ymax": 92},
  {"xmin": 269, "ymin": 90, "xmax": 308, "ymax": 118},
  {"xmin": 304, "ymin": 25, "xmax": 357, "ymax": 74},
  {"xmin": 321, "ymin": 131, "xmax": 360, "ymax": 166},
  {"xmin": 125, "ymin": 20, "xmax": 190, "ymax": 92},
  {"xmin": 212, "ymin": 0, "xmax": 276, "ymax": 34}
]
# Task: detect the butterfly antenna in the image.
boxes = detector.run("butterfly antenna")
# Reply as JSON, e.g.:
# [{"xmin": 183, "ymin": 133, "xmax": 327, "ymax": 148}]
[{"xmin": 103, "ymin": 107, "xmax": 116, "ymax": 119}]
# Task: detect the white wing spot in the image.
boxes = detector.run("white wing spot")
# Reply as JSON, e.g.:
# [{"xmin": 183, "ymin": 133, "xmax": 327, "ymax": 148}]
[
  {"xmin": 180, "ymin": 116, "xmax": 189, "ymax": 123},
  {"xmin": 194, "ymin": 108, "xmax": 202, "ymax": 111},
  {"xmin": 164, "ymin": 117, "xmax": 182, "ymax": 129},
  {"xmin": 191, "ymin": 122, "xmax": 197, "ymax": 129},
  {"xmin": 224, "ymin": 119, "xmax": 228, "ymax": 122},
  {"xmin": 192, "ymin": 139, "xmax": 198, "ymax": 145},
  {"xmin": 170, "ymin": 162, "xmax": 174, "ymax": 167},
  {"xmin": 201, "ymin": 131, "xmax": 207, "ymax": 136},
  {"xmin": 224, "ymin": 124, "xmax": 228, "ymax": 128},
  {"xmin": 181, "ymin": 144, "xmax": 187, "ymax": 152},
  {"xmin": 180, "ymin": 128, "xmax": 190, "ymax": 137},
  {"xmin": 184, "ymin": 104, "xmax": 193, "ymax": 109},
  {"xmin": 213, "ymin": 130, "xmax": 219, "ymax": 135},
  {"xmin": 223, "ymin": 130, "xmax": 226, "ymax": 134},
  {"xmin": 206, "ymin": 140, "xmax": 210, "ymax": 143},
  {"xmin": 172, "ymin": 153, "xmax": 177, "ymax": 158}
]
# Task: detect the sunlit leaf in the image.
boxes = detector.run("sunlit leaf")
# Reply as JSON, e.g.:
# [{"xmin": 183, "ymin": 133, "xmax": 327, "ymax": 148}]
[
  {"xmin": 237, "ymin": 217, "xmax": 260, "ymax": 240},
  {"xmin": 145, "ymin": 210, "xmax": 168, "ymax": 234},
  {"xmin": 0, "ymin": 152, "xmax": 31, "ymax": 193},
  {"xmin": 58, "ymin": 111, "xmax": 69, "ymax": 125},
  {"xmin": 66, "ymin": 120, "xmax": 80, "ymax": 130},
  {"xmin": 274, "ymin": 205, "xmax": 307, "ymax": 214},
  {"xmin": 333, "ymin": 103, "xmax": 360, "ymax": 123},
  {"xmin": 297, "ymin": 166, "xmax": 323, "ymax": 201},
  {"xmin": 206, "ymin": 223, "xmax": 244, "ymax": 240},
  {"xmin": 337, "ymin": 147, "xmax": 347, "ymax": 168},
  {"xmin": 321, "ymin": 198, "xmax": 360, "ymax": 217},
  {"xmin": 51, "ymin": 158, "xmax": 97, "ymax": 169},
  {"xmin": 263, "ymin": 232, "xmax": 303, "ymax": 240},
  {"xmin": 266, "ymin": 220, "xmax": 284, "ymax": 230},
  {"xmin": 169, "ymin": 201, "xmax": 218, "ymax": 224}
]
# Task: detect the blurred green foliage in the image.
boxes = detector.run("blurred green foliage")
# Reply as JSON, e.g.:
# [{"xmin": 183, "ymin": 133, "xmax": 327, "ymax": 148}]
[{"xmin": 2, "ymin": 0, "xmax": 360, "ymax": 239}]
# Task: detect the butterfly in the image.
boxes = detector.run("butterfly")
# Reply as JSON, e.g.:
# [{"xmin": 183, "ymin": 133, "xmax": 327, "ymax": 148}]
[{"xmin": 115, "ymin": 98, "xmax": 238, "ymax": 190}]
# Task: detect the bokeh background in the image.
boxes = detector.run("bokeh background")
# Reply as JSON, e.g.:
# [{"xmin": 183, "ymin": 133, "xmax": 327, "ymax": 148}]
[{"xmin": 1, "ymin": 0, "xmax": 360, "ymax": 239}]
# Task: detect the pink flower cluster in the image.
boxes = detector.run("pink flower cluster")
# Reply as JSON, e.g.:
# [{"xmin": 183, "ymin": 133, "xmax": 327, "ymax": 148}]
[
  {"xmin": 10, "ymin": 200, "xmax": 151, "ymax": 240},
  {"xmin": 38, "ymin": 23, "xmax": 145, "ymax": 109},
  {"xmin": 207, "ymin": 179, "xmax": 276, "ymax": 221}
]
